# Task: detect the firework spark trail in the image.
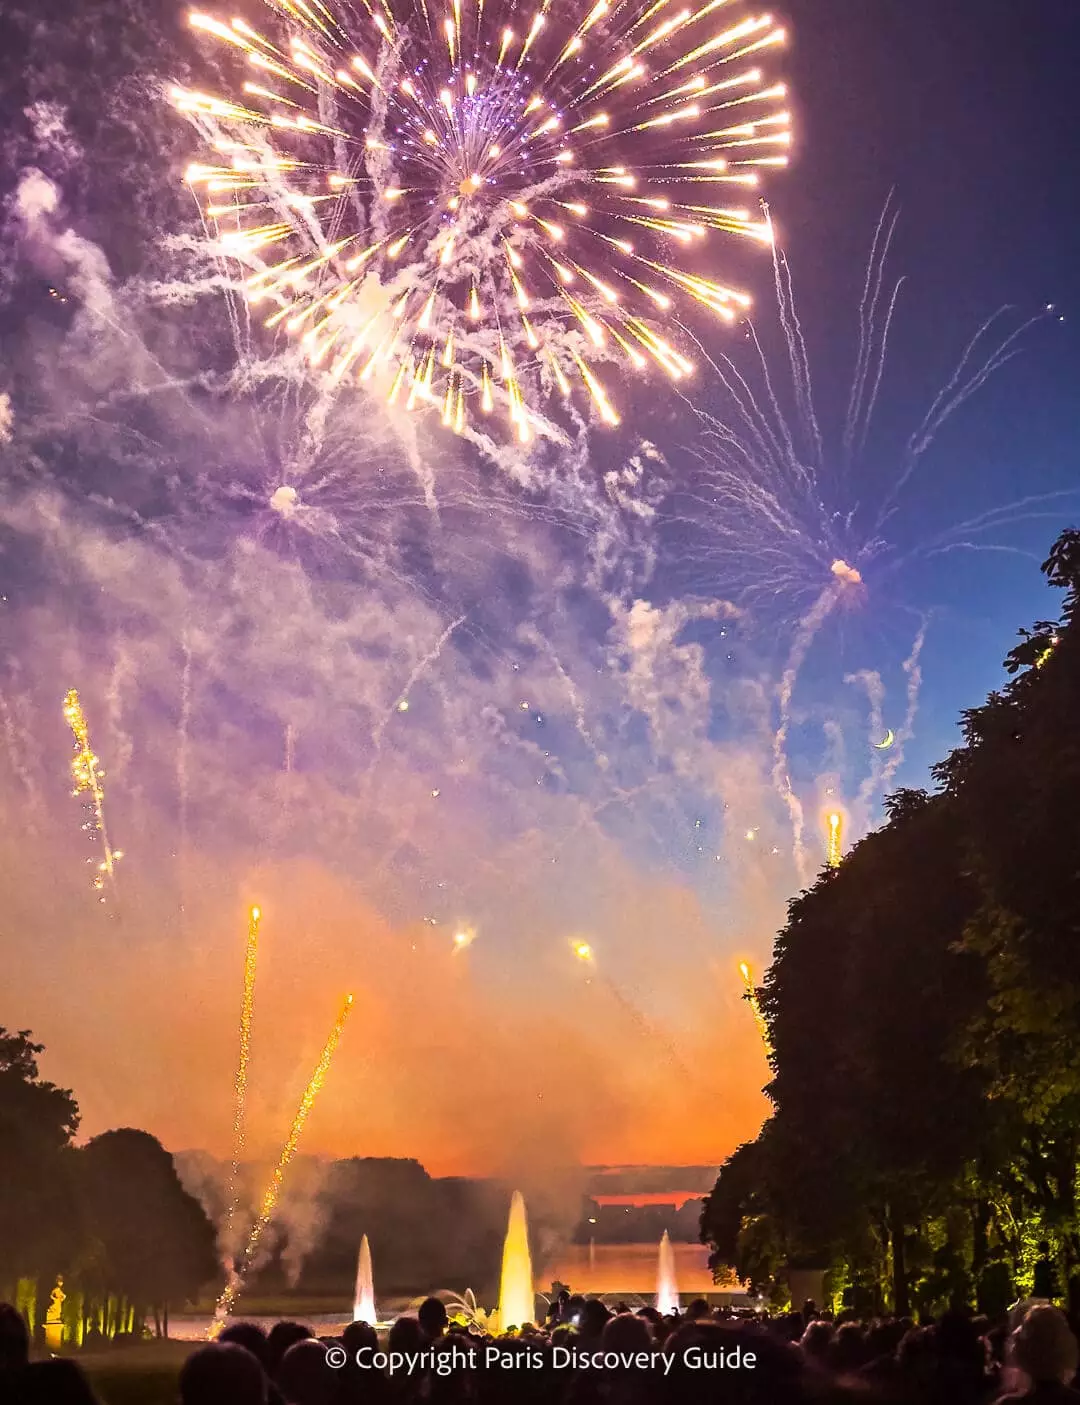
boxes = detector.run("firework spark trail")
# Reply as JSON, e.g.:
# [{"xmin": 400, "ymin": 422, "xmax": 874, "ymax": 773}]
[
  {"xmin": 843, "ymin": 193, "xmax": 901, "ymax": 465},
  {"xmin": 63, "ymin": 689, "xmax": 122, "ymax": 899},
  {"xmin": 602, "ymin": 975, "xmax": 690, "ymax": 1076},
  {"xmin": 173, "ymin": 0, "xmax": 789, "ymax": 441},
  {"xmin": 677, "ymin": 210, "xmax": 1075, "ymax": 872},
  {"xmin": 225, "ymin": 903, "xmax": 262, "ymax": 1252},
  {"xmin": 213, "ymin": 992, "xmax": 355, "ymax": 1329},
  {"xmin": 535, "ymin": 635, "xmax": 609, "ymax": 771},
  {"xmin": 685, "ymin": 214, "xmax": 1070, "ymax": 626},
  {"xmin": 572, "ymin": 936, "xmax": 689, "ymax": 1075},
  {"xmin": 825, "ymin": 808, "xmax": 843, "ymax": 869},
  {"xmin": 0, "ymin": 690, "xmax": 42, "ymax": 832},
  {"xmin": 770, "ymin": 581, "xmax": 841, "ymax": 883},
  {"xmin": 369, "ymin": 611, "xmax": 468, "ymax": 764},
  {"xmin": 737, "ymin": 959, "xmax": 771, "ymax": 1057}
]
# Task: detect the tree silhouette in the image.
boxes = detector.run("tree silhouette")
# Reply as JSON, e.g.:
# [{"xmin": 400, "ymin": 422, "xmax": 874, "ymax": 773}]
[
  {"xmin": 703, "ymin": 526, "xmax": 1080, "ymax": 1312},
  {"xmin": 0, "ymin": 1029, "xmax": 81, "ymax": 1327},
  {"xmin": 78, "ymin": 1129, "xmax": 218, "ymax": 1335}
]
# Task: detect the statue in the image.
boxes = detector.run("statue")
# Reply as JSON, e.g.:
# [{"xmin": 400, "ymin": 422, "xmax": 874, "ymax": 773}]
[{"xmin": 44, "ymin": 1276, "xmax": 66, "ymax": 1349}]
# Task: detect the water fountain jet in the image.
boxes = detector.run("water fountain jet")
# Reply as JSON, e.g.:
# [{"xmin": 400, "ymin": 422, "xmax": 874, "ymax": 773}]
[
  {"xmin": 353, "ymin": 1235, "xmax": 376, "ymax": 1323},
  {"xmin": 497, "ymin": 1190, "xmax": 534, "ymax": 1331},
  {"xmin": 656, "ymin": 1230, "xmax": 679, "ymax": 1315}
]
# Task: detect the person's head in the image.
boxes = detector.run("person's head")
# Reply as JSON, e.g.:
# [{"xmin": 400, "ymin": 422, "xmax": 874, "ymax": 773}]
[
  {"xmin": 1011, "ymin": 1304, "xmax": 1079, "ymax": 1386},
  {"xmin": 179, "ymin": 1342, "xmax": 268, "ymax": 1405},
  {"xmin": 342, "ymin": 1320, "xmax": 378, "ymax": 1356},
  {"xmin": 419, "ymin": 1297, "xmax": 449, "ymax": 1340},
  {"xmin": 828, "ymin": 1320, "xmax": 867, "ymax": 1373},
  {"xmin": 602, "ymin": 1312, "xmax": 651, "ymax": 1354},
  {"xmin": 0, "ymin": 1304, "xmax": 29, "ymax": 1371},
  {"xmin": 266, "ymin": 1322, "xmax": 314, "ymax": 1379},
  {"xmin": 388, "ymin": 1315, "xmax": 424, "ymax": 1355},
  {"xmin": 1038, "ymin": 1241, "xmax": 1051, "ymax": 1257},
  {"xmin": 219, "ymin": 1321, "xmax": 270, "ymax": 1367},
  {"xmin": 578, "ymin": 1299, "xmax": 610, "ymax": 1339},
  {"xmin": 19, "ymin": 1359, "xmax": 101, "ymax": 1404},
  {"xmin": 277, "ymin": 1339, "xmax": 335, "ymax": 1405},
  {"xmin": 686, "ymin": 1298, "xmax": 710, "ymax": 1321},
  {"xmin": 800, "ymin": 1319, "xmax": 833, "ymax": 1362},
  {"xmin": 935, "ymin": 1307, "xmax": 983, "ymax": 1368}
]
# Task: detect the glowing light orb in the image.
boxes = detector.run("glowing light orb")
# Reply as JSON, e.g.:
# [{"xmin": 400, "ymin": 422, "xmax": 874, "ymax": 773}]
[
  {"xmin": 830, "ymin": 558, "xmax": 862, "ymax": 587},
  {"xmin": 269, "ymin": 484, "xmax": 301, "ymax": 517}
]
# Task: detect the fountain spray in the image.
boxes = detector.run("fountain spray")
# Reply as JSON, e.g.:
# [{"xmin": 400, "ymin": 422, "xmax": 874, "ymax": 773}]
[
  {"xmin": 497, "ymin": 1191, "xmax": 534, "ymax": 1332},
  {"xmin": 656, "ymin": 1230, "xmax": 679, "ymax": 1315},
  {"xmin": 353, "ymin": 1234, "xmax": 376, "ymax": 1323}
]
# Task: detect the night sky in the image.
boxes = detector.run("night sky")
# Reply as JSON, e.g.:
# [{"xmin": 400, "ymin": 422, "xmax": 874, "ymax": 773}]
[
  {"xmin": 0, "ymin": 0, "xmax": 1077, "ymax": 1182},
  {"xmin": 775, "ymin": 0, "xmax": 1080, "ymax": 777}
]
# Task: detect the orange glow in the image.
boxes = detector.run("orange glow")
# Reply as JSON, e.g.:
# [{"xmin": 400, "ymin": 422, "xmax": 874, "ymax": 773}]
[{"xmin": 11, "ymin": 863, "xmax": 771, "ymax": 1176}]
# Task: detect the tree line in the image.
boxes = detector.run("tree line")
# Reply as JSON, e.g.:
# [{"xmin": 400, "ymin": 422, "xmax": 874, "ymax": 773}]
[
  {"xmin": 701, "ymin": 528, "xmax": 1080, "ymax": 1320},
  {"xmin": 0, "ymin": 1028, "xmax": 217, "ymax": 1343}
]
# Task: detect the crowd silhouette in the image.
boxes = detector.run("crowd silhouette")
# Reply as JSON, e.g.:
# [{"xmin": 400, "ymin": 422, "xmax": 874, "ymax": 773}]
[{"xmin": 5, "ymin": 1294, "xmax": 1080, "ymax": 1405}]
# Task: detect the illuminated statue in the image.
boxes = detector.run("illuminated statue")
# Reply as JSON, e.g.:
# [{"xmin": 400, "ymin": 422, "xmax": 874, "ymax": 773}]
[{"xmin": 44, "ymin": 1276, "xmax": 66, "ymax": 1349}]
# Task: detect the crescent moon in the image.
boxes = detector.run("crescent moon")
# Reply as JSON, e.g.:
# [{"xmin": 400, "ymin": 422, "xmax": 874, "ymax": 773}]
[{"xmin": 874, "ymin": 730, "xmax": 895, "ymax": 750}]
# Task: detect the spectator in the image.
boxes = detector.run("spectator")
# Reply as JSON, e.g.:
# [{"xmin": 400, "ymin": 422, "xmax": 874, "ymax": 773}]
[
  {"xmin": 179, "ymin": 1341, "xmax": 269, "ymax": 1405},
  {"xmin": 998, "ymin": 1305, "xmax": 1080, "ymax": 1403},
  {"xmin": 419, "ymin": 1298, "xmax": 449, "ymax": 1341},
  {"xmin": 267, "ymin": 1322, "xmax": 316, "ymax": 1381},
  {"xmin": 15, "ymin": 1359, "xmax": 101, "ymax": 1404},
  {"xmin": 0, "ymin": 1306, "xmax": 29, "ymax": 1373},
  {"xmin": 278, "ymin": 1339, "xmax": 336, "ymax": 1405},
  {"xmin": 220, "ymin": 1321, "xmax": 272, "ymax": 1369}
]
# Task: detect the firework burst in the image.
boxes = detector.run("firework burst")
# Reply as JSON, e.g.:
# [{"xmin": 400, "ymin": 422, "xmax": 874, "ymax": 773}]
[
  {"xmin": 173, "ymin": 0, "xmax": 788, "ymax": 441},
  {"xmin": 674, "ymin": 198, "xmax": 1073, "ymax": 881},
  {"xmin": 681, "ymin": 198, "xmax": 1069, "ymax": 624}
]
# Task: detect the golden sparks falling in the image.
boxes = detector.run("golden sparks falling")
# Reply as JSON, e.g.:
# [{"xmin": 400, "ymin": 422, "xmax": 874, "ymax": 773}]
[
  {"xmin": 214, "ymin": 991, "xmax": 355, "ymax": 1326},
  {"xmin": 825, "ymin": 809, "xmax": 843, "ymax": 869},
  {"xmin": 738, "ymin": 959, "xmax": 771, "ymax": 1057},
  {"xmin": 174, "ymin": 0, "xmax": 789, "ymax": 440},
  {"xmin": 63, "ymin": 689, "xmax": 122, "ymax": 900},
  {"xmin": 226, "ymin": 904, "xmax": 262, "ymax": 1241}
]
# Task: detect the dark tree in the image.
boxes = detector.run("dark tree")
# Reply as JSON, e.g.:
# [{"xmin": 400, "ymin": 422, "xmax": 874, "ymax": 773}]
[
  {"xmin": 703, "ymin": 528, "xmax": 1080, "ymax": 1312},
  {"xmin": 0, "ymin": 1028, "xmax": 81, "ymax": 1324},
  {"xmin": 78, "ymin": 1128, "xmax": 219, "ymax": 1334}
]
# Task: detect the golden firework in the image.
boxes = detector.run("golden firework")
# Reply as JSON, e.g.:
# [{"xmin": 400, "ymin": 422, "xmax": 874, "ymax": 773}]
[
  {"xmin": 825, "ymin": 809, "xmax": 843, "ymax": 869},
  {"xmin": 63, "ymin": 689, "xmax": 122, "ymax": 898},
  {"xmin": 226, "ymin": 904, "xmax": 262, "ymax": 1240},
  {"xmin": 214, "ymin": 992, "xmax": 355, "ymax": 1325},
  {"xmin": 174, "ymin": 0, "xmax": 789, "ymax": 439},
  {"xmin": 738, "ymin": 959, "xmax": 771, "ymax": 1056}
]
